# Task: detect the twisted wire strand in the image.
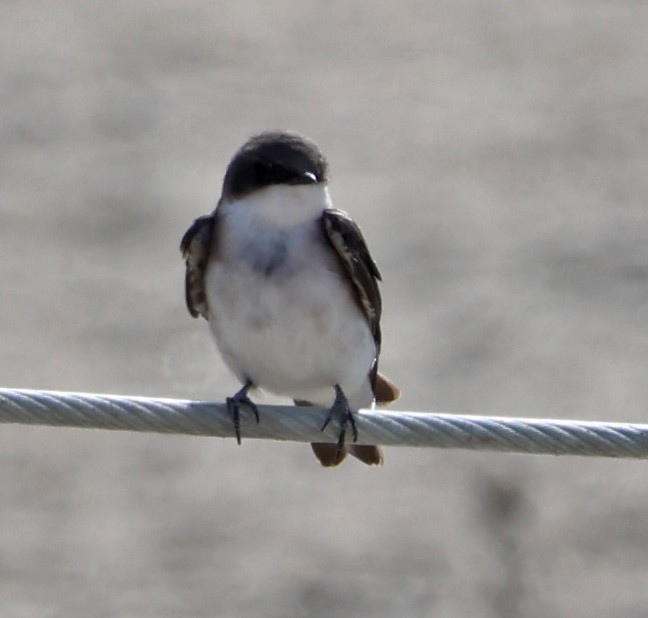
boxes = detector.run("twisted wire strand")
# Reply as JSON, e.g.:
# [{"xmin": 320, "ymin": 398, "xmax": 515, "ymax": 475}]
[{"xmin": 1, "ymin": 387, "xmax": 648, "ymax": 458}]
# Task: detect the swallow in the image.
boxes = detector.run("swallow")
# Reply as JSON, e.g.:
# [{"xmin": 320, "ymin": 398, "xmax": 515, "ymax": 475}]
[{"xmin": 181, "ymin": 131, "xmax": 399, "ymax": 465}]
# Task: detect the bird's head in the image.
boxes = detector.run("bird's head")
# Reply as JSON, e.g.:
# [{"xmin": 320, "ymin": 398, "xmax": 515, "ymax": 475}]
[{"xmin": 222, "ymin": 131, "xmax": 328, "ymax": 201}]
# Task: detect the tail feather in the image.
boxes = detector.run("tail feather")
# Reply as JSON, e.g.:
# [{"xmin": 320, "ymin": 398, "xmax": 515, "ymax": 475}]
[
  {"xmin": 349, "ymin": 444, "xmax": 383, "ymax": 466},
  {"xmin": 375, "ymin": 372, "xmax": 400, "ymax": 404},
  {"xmin": 311, "ymin": 443, "xmax": 349, "ymax": 466}
]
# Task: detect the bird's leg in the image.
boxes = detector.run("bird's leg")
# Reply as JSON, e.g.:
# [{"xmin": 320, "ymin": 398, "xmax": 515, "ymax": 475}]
[
  {"xmin": 321, "ymin": 384, "xmax": 359, "ymax": 457},
  {"xmin": 226, "ymin": 380, "xmax": 260, "ymax": 445}
]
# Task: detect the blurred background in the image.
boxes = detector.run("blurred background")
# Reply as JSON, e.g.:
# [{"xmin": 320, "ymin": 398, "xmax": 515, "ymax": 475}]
[{"xmin": 2, "ymin": 1, "xmax": 648, "ymax": 616}]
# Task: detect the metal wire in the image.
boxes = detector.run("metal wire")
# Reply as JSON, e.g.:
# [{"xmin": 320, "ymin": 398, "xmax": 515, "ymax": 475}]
[{"xmin": 1, "ymin": 387, "xmax": 648, "ymax": 458}]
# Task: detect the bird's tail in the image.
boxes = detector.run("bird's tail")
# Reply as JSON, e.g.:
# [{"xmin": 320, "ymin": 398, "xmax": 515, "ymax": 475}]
[{"xmin": 374, "ymin": 372, "xmax": 400, "ymax": 404}]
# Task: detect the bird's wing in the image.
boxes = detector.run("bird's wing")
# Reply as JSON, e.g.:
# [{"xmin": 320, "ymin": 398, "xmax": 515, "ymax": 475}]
[
  {"xmin": 180, "ymin": 213, "xmax": 217, "ymax": 320},
  {"xmin": 321, "ymin": 207, "xmax": 383, "ymax": 356}
]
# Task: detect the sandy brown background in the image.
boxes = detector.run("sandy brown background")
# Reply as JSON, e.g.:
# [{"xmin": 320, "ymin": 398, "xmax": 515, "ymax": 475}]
[{"xmin": 2, "ymin": 1, "xmax": 648, "ymax": 616}]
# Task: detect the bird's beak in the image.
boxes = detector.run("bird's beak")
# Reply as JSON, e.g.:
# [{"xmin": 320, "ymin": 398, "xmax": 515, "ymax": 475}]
[{"xmin": 288, "ymin": 171, "xmax": 319, "ymax": 185}]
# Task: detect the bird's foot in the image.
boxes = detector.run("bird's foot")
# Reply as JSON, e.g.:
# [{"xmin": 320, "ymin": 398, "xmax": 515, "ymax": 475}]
[
  {"xmin": 321, "ymin": 385, "xmax": 358, "ymax": 457},
  {"xmin": 226, "ymin": 381, "xmax": 260, "ymax": 445}
]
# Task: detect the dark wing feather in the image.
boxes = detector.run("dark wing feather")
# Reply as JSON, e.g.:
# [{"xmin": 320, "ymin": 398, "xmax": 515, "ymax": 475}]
[
  {"xmin": 321, "ymin": 208, "xmax": 383, "ymax": 390},
  {"xmin": 180, "ymin": 213, "xmax": 217, "ymax": 320}
]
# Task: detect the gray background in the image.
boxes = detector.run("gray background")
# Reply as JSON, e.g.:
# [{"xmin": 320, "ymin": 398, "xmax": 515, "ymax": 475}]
[{"xmin": 2, "ymin": 1, "xmax": 648, "ymax": 616}]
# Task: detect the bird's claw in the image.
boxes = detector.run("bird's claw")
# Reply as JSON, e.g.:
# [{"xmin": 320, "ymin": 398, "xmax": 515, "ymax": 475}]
[
  {"xmin": 321, "ymin": 385, "xmax": 358, "ymax": 457},
  {"xmin": 226, "ymin": 382, "xmax": 259, "ymax": 445}
]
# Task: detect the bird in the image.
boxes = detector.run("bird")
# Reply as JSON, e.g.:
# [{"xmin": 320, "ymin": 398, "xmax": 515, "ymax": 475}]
[{"xmin": 180, "ymin": 130, "xmax": 399, "ymax": 466}]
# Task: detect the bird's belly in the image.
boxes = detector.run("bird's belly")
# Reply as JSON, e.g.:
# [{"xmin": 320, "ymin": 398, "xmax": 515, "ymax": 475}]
[{"xmin": 205, "ymin": 262, "xmax": 376, "ymax": 403}]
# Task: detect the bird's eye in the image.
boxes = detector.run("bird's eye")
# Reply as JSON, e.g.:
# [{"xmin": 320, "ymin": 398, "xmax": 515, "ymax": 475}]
[
  {"xmin": 254, "ymin": 160, "xmax": 275, "ymax": 184},
  {"xmin": 254, "ymin": 160, "xmax": 300, "ymax": 186}
]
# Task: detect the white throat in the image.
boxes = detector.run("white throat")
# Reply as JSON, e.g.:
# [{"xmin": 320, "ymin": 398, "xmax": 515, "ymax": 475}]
[{"xmin": 221, "ymin": 183, "xmax": 333, "ymax": 228}]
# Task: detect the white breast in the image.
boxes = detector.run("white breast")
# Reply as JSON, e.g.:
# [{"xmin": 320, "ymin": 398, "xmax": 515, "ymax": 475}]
[{"xmin": 205, "ymin": 185, "xmax": 376, "ymax": 408}]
